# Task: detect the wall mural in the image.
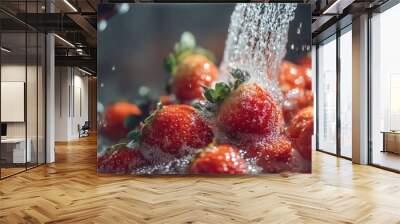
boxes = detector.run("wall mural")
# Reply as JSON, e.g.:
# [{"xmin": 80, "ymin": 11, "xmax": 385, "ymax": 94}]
[{"xmin": 97, "ymin": 3, "xmax": 313, "ymax": 175}]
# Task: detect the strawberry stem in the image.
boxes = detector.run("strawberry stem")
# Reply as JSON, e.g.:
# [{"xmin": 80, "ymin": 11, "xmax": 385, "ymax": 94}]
[{"xmin": 203, "ymin": 69, "xmax": 250, "ymax": 105}]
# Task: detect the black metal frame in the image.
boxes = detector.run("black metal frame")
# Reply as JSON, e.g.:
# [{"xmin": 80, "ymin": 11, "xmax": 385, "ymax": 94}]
[{"xmin": 0, "ymin": 0, "xmax": 47, "ymax": 180}]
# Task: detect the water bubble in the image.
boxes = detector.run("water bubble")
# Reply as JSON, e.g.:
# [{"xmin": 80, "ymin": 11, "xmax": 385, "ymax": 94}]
[
  {"xmin": 138, "ymin": 86, "xmax": 151, "ymax": 98},
  {"xmin": 97, "ymin": 102, "xmax": 104, "ymax": 113},
  {"xmin": 111, "ymin": 65, "xmax": 116, "ymax": 71},
  {"xmin": 100, "ymin": 83, "xmax": 104, "ymax": 88},
  {"xmin": 117, "ymin": 3, "xmax": 130, "ymax": 14},
  {"xmin": 296, "ymin": 22, "xmax": 302, "ymax": 35},
  {"xmin": 98, "ymin": 20, "xmax": 107, "ymax": 32}
]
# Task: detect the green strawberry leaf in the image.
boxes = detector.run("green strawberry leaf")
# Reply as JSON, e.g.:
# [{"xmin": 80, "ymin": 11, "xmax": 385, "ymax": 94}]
[
  {"xmin": 193, "ymin": 47, "xmax": 216, "ymax": 63},
  {"xmin": 180, "ymin": 31, "xmax": 196, "ymax": 50},
  {"xmin": 103, "ymin": 143, "xmax": 127, "ymax": 155},
  {"xmin": 124, "ymin": 115, "xmax": 140, "ymax": 130},
  {"xmin": 175, "ymin": 49, "xmax": 193, "ymax": 64},
  {"xmin": 143, "ymin": 102, "xmax": 163, "ymax": 126},
  {"xmin": 203, "ymin": 69, "xmax": 251, "ymax": 105},
  {"xmin": 164, "ymin": 53, "xmax": 177, "ymax": 75},
  {"xmin": 204, "ymin": 82, "xmax": 231, "ymax": 104},
  {"xmin": 231, "ymin": 69, "xmax": 250, "ymax": 89},
  {"xmin": 127, "ymin": 130, "xmax": 142, "ymax": 142}
]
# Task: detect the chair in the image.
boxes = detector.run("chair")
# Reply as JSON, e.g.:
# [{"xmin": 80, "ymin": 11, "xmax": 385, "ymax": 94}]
[{"xmin": 78, "ymin": 121, "xmax": 90, "ymax": 138}]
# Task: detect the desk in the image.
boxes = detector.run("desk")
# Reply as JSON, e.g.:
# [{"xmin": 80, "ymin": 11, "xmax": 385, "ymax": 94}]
[
  {"xmin": 381, "ymin": 131, "xmax": 400, "ymax": 154},
  {"xmin": 1, "ymin": 138, "xmax": 31, "ymax": 163}
]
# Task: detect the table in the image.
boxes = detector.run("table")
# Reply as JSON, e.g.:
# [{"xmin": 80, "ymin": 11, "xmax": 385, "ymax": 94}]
[
  {"xmin": 381, "ymin": 131, "xmax": 400, "ymax": 154},
  {"xmin": 1, "ymin": 138, "xmax": 31, "ymax": 164}
]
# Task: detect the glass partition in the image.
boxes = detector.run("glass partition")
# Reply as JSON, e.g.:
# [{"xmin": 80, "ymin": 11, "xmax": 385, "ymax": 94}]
[
  {"xmin": 0, "ymin": 1, "xmax": 46, "ymax": 179},
  {"xmin": 317, "ymin": 36, "xmax": 337, "ymax": 154},
  {"xmin": 1, "ymin": 30, "xmax": 28, "ymax": 177}
]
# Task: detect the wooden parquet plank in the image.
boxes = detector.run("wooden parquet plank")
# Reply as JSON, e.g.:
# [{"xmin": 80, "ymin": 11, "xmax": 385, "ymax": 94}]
[{"xmin": 0, "ymin": 135, "xmax": 400, "ymax": 223}]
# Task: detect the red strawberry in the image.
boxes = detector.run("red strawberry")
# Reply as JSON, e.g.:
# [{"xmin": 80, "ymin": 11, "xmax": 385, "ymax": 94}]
[
  {"xmin": 190, "ymin": 144, "xmax": 248, "ymax": 174},
  {"xmin": 282, "ymin": 88, "xmax": 313, "ymax": 124},
  {"xmin": 97, "ymin": 146, "xmax": 146, "ymax": 173},
  {"xmin": 288, "ymin": 106, "xmax": 313, "ymax": 161},
  {"xmin": 141, "ymin": 104, "xmax": 214, "ymax": 157},
  {"xmin": 217, "ymin": 83, "xmax": 283, "ymax": 138},
  {"xmin": 159, "ymin": 95, "xmax": 175, "ymax": 105},
  {"xmin": 278, "ymin": 60, "xmax": 312, "ymax": 93},
  {"xmin": 297, "ymin": 55, "xmax": 312, "ymax": 69},
  {"xmin": 173, "ymin": 54, "xmax": 218, "ymax": 102},
  {"xmin": 239, "ymin": 136, "xmax": 293, "ymax": 173},
  {"xmin": 164, "ymin": 32, "xmax": 218, "ymax": 102},
  {"xmin": 101, "ymin": 102, "xmax": 142, "ymax": 141}
]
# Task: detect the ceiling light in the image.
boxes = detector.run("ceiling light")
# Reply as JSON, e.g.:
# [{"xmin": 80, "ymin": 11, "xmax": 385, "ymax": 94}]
[
  {"xmin": 322, "ymin": 0, "xmax": 354, "ymax": 15},
  {"xmin": 54, "ymin": 34, "xmax": 75, "ymax": 48},
  {"xmin": 78, "ymin": 67, "xmax": 92, "ymax": 76},
  {"xmin": 63, "ymin": 0, "xmax": 78, "ymax": 12},
  {"xmin": 1, "ymin": 47, "xmax": 11, "ymax": 53}
]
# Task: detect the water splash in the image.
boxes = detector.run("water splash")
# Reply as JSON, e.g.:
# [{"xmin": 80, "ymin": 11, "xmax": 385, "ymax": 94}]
[
  {"xmin": 220, "ymin": 3, "xmax": 297, "ymax": 87},
  {"xmin": 99, "ymin": 3, "xmax": 300, "ymax": 175}
]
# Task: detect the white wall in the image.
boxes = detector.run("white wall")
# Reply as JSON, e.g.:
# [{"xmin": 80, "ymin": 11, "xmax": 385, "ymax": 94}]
[{"xmin": 55, "ymin": 67, "xmax": 89, "ymax": 141}]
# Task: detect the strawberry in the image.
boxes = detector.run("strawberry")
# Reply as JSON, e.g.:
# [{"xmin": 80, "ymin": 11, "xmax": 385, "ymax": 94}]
[
  {"xmin": 287, "ymin": 106, "xmax": 313, "ymax": 161},
  {"xmin": 101, "ymin": 102, "xmax": 142, "ymax": 141},
  {"xmin": 282, "ymin": 88, "xmax": 313, "ymax": 124},
  {"xmin": 97, "ymin": 145, "xmax": 146, "ymax": 173},
  {"xmin": 239, "ymin": 135, "xmax": 293, "ymax": 173},
  {"xmin": 164, "ymin": 32, "xmax": 218, "ymax": 102},
  {"xmin": 140, "ymin": 104, "xmax": 214, "ymax": 157},
  {"xmin": 190, "ymin": 144, "xmax": 248, "ymax": 174},
  {"xmin": 159, "ymin": 95, "xmax": 175, "ymax": 105},
  {"xmin": 278, "ymin": 60, "xmax": 312, "ymax": 93},
  {"xmin": 203, "ymin": 69, "xmax": 283, "ymax": 138},
  {"xmin": 297, "ymin": 55, "xmax": 312, "ymax": 69},
  {"xmin": 173, "ymin": 54, "xmax": 218, "ymax": 101}
]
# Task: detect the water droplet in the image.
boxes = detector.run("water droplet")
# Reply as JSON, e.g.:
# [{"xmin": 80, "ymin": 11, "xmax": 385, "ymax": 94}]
[
  {"xmin": 97, "ymin": 102, "xmax": 104, "ymax": 113},
  {"xmin": 111, "ymin": 65, "xmax": 116, "ymax": 71},
  {"xmin": 118, "ymin": 3, "xmax": 130, "ymax": 14},
  {"xmin": 296, "ymin": 22, "xmax": 302, "ymax": 35},
  {"xmin": 98, "ymin": 20, "xmax": 107, "ymax": 32}
]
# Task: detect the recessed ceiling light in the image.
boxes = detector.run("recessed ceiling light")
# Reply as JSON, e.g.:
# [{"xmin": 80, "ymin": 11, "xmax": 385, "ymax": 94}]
[
  {"xmin": 54, "ymin": 34, "xmax": 75, "ymax": 48},
  {"xmin": 78, "ymin": 67, "xmax": 92, "ymax": 76},
  {"xmin": 63, "ymin": 0, "xmax": 78, "ymax": 12},
  {"xmin": 1, "ymin": 47, "xmax": 11, "ymax": 53}
]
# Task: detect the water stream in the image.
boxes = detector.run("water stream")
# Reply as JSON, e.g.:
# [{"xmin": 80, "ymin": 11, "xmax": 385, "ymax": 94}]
[{"xmin": 220, "ymin": 3, "xmax": 297, "ymax": 87}]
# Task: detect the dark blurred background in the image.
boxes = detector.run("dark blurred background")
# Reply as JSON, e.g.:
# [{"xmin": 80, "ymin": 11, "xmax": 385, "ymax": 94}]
[{"xmin": 98, "ymin": 3, "xmax": 310, "ymax": 105}]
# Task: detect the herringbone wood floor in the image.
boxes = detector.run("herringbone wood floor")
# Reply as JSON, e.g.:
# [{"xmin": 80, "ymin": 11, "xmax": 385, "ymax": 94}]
[{"xmin": 1, "ymin": 135, "xmax": 400, "ymax": 224}]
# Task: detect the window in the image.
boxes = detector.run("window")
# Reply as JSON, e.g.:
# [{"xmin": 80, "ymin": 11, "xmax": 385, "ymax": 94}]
[
  {"xmin": 370, "ymin": 3, "xmax": 400, "ymax": 171},
  {"xmin": 339, "ymin": 28, "xmax": 352, "ymax": 158},
  {"xmin": 317, "ymin": 36, "xmax": 337, "ymax": 154}
]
